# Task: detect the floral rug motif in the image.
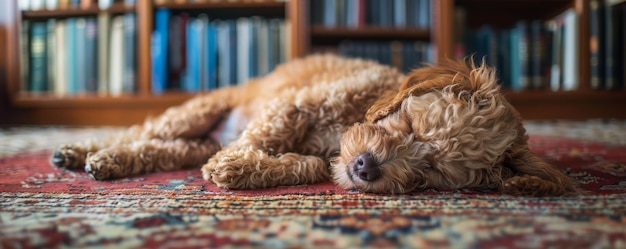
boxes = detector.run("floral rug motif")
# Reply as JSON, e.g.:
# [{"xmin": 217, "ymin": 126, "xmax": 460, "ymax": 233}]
[{"xmin": 1, "ymin": 123, "xmax": 626, "ymax": 248}]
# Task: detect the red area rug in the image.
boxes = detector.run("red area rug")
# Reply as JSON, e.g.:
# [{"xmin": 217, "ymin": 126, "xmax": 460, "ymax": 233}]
[{"xmin": 1, "ymin": 135, "xmax": 625, "ymax": 248}]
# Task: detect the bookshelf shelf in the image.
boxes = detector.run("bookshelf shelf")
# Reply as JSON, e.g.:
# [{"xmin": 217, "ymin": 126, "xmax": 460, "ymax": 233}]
[
  {"xmin": 154, "ymin": 1, "xmax": 286, "ymax": 10},
  {"xmin": 311, "ymin": 26, "xmax": 430, "ymax": 40},
  {"xmin": 21, "ymin": 3, "xmax": 135, "ymax": 19},
  {"xmin": 12, "ymin": 93, "xmax": 194, "ymax": 108},
  {"xmin": 1, "ymin": 0, "xmax": 625, "ymax": 126},
  {"xmin": 22, "ymin": 7, "xmax": 101, "ymax": 19}
]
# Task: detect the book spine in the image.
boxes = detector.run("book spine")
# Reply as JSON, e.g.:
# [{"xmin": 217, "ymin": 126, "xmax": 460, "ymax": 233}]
[
  {"xmin": 237, "ymin": 17, "xmax": 250, "ymax": 84},
  {"xmin": 198, "ymin": 14, "xmax": 208, "ymax": 91},
  {"xmin": 54, "ymin": 20, "xmax": 67, "ymax": 96},
  {"xmin": 562, "ymin": 9, "xmax": 579, "ymax": 91},
  {"xmin": 85, "ymin": 18, "xmax": 98, "ymax": 93},
  {"xmin": 206, "ymin": 21, "xmax": 218, "ymax": 91},
  {"xmin": 604, "ymin": 0, "xmax": 616, "ymax": 89},
  {"xmin": 65, "ymin": 18, "xmax": 77, "ymax": 95},
  {"xmin": 123, "ymin": 13, "xmax": 137, "ymax": 93},
  {"xmin": 47, "ymin": 19, "xmax": 56, "ymax": 93},
  {"xmin": 256, "ymin": 18, "xmax": 269, "ymax": 76},
  {"xmin": 589, "ymin": 0, "xmax": 605, "ymax": 90},
  {"xmin": 529, "ymin": 20, "xmax": 545, "ymax": 89},
  {"xmin": 152, "ymin": 8, "xmax": 170, "ymax": 95},
  {"xmin": 228, "ymin": 20, "xmax": 238, "ymax": 86},
  {"xmin": 97, "ymin": 12, "xmax": 110, "ymax": 95},
  {"xmin": 75, "ymin": 18, "xmax": 86, "ymax": 94},
  {"xmin": 21, "ymin": 20, "xmax": 30, "ymax": 92},
  {"xmin": 109, "ymin": 16, "xmax": 125, "ymax": 96},
  {"xmin": 30, "ymin": 21, "xmax": 48, "ymax": 93},
  {"xmin": 217, "ymin": 20, "xmax": 230, "ymax": 88}
]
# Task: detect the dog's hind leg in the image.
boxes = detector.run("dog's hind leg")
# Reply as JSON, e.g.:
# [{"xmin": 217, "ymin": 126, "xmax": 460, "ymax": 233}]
[
  {"xmin": 202, "ymin": 97, "xmax": 335, "ymax": 189},
  {"xmin": 84, "ymin": 138, "xmax": 220, "ymax": 180},
  {"xmin": 51, "ymin": 125, "xmax": 145, "ymax": 170},
  {"xmin": 501, "ymin": 146, "xmax": 577, "ymax": 196},
  {"xmin": 204, "ymin": 150, "xmax": 330, "ymax": 189},
  {"xmin": 51, "ymin": 87, "xmax": 237, "ymax": 171},
  {"xmin": 142, "ymin": 87, "xmax": 238, "ymax": 140}
]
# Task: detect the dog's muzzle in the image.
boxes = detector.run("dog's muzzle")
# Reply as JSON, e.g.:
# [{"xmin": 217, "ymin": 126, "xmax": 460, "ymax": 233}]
[{"xmin": 353, "ymin": 152, "xmax": 381, "ymax": 181}]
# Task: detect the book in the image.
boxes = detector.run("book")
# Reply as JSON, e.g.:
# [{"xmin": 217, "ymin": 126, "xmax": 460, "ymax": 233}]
[
  {"xmin": 562, "ymin": 8, "xmax": 579, "ymax": 91},
  {"xmin": 54, "ymin": 20, "xmax": 67, "ymax": 96},
  {"xmin": 267, "ymin": 19, "xmax": 280, "ymax": 71},
  {"xmin": 185, "ymin": 17, "xmax": 201, "ymax": 92},
  {"xmin": 109, "ymin": 15, "xmax": 125, "ymax": 96},
  {"xmin": 20, "ymin": 20, "xmax": 30, "ymax": 92},
  {"xmin": 514, "ymin": 20, "xmax": 530, "ymax": 91},
  {"xmin": 205, "ymin": 20, "xmax": 218, "ymax": 91},
  {"xmin": 84, "ymin": 18, "xmax": 98, "ymax": 93},
  {"xmin": 589, "ymin": 0, "xmax": 605, "ymax": 90},
  {"xmin": 237, "ymin": 17, "xmax": 251, "ymax": 84},
  {"xmin": 547, "ymin": 19, "xmax": 563, "ymax": 91},
  {"xmin": 123, "ymin": 13, "xmax": 137, "ymax": 93},
  {"xmin": 393, "ymin": 0, "xmax": 406, "ymax": 27},
  {"xmin": 75, "ymin": 18, "xmax": 87, "ymax": 94},
  {"xmin": 168, "ymin": 13, "xmax": 189, "ymax": 90},
  {"xmin": 228, "ymin": 20, "xmax": 238, "ymax": 86},
  {"xmin": 199, "ymin": 14, "xmax": 210, "ymax": 91},
  {"xmin": 29, "ymin": 21, "xmax": 48, "ymax": 93},
  {"xmin": 216, "ymin": 20, "xmax": 230, "ymax": 88},
  {"xmin": 46, "ymin": 0, "xmax": 58, "ymax": 10},
  {"xmin": 97, "ymin": 12, "xmax": 111, "ymax": 95},
  {"xmin": 529, "ymin": 20, "xmax": 545, "ymax": 89},
  {"xmin": 256, "ymin": 18, "xmax": 269, "ymax": 76},
  {"xmin": 98, "ymin": 0, "xmax": 113, "ymax": 9},
  {"xmin": 66, "ymin": 18, "xmax": 78, "ymax": 95},
  {"xmin": 152, "ymin": 8, "xmax": 170, "ymax": 95},
  {"xmin": 30, "ymin": 0, "xmax": 45, "ymax": 10},
  {"xmin": 46, "ymin": 19, "xmax": 56, "ymax": 93},
  {"xmin": 613, "ymin": 1, "xmax": 626, "ymax": 90}
]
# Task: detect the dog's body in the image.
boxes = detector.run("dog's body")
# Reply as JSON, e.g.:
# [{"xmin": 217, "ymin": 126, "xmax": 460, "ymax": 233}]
[{"xmin": 52, "ymin": 54, "xmax": 575, "ymax": 196}]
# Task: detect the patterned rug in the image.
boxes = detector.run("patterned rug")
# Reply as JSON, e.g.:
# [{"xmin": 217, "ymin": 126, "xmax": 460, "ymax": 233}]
[{"xmin": 1, "ymin": 121, "xmax": 626, "ymax": 248}]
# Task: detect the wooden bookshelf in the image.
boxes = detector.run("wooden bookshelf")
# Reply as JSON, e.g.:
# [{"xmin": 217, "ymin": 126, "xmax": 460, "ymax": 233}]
[{"xmin": 1, "ymin": 0, "xmax": 625, "ymax": 126}]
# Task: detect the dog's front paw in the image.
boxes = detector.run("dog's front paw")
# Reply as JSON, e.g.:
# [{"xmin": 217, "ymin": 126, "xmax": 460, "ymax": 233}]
[
  {"xmin": 202, "ymin": 156, "xmax": 248, "ymax": 189},
  {"xmin": 84, "ymin": 152, "xmax": 122, "ymax": 180},
  {"xmin": 502, "ymin": 175, "xmax": 566, "ymax": 196},
  {"xmin": 50, "ymin": 145, "xmax": 87, "ymax": 170}
]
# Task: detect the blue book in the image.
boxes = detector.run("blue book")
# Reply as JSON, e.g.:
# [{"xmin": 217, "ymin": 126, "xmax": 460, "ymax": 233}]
[
  {"xmin": 509, "ymin": 28, "xmax": 522, "ymax": 91},
  {"xmin": 205, "ymin": 21, "xmax": 218, "ymax": 91},
  {"xmin": 85, "ymin": 18, "xmax": 98, "ymax": 93},
  {"xmin": 29, "ymin": 21, "xmax": 48, "ymax": 93},
  {"xmin": 249, "ymin": 18, "xmax": 258, "ymax": 79},
  {"xmin": 228, "ymin": 20, "xmax": 238, "ymax": 86},
  {"xmin": 152, "ymin": 8, "xmax": 170, "ymax": 95},
  {"xmin": 185, "ymin": 18, "xmax": 201, "ymax": 92},
  {"xmin": 66, "ymin": 18, "xmax": 78, "ymax": 95}
]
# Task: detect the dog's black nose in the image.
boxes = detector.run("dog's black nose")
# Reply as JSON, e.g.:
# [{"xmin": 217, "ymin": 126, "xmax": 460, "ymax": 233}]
[
  {"xmin": 353, "ymin": 152, "xmax": 381, "ymax": 181},
  {"xmin": 51, "ymin": 150, "xmax": 65, "ymax": 167}
]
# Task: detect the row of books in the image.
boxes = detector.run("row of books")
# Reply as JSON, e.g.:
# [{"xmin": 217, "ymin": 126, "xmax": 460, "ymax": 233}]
[
  {"xmin": 457, "ymin": 8, "xmax": 580, "ymax": 92},
  {"xmin": 338, "ymin": 41, "xmax": 434, "ymax": 73},
  {"xmin": 458, "ymin": 0, "xmax": 626, "ymax": 92},
  {"xmin": 20, "ymin": 13, "xmax": 137, "ymax": 96},
  {"xmin": 151, "ymin": 10, "xmax": 290, "ymax": 94},
  {"xmin": 19, "ymin": 0, "xmax": 132, "ymax": 11},
  {"xmin": 589, "ymin": 0, "xmax": 626, "ymax": 90},
  {"xmin": 310, "ymin": 0, "xmax": 432, "ymax": 29}
]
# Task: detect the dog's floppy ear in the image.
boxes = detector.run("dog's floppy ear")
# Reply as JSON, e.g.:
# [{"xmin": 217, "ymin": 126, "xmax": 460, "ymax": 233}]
[{"xmin": 366, "ymin": 60, "xmax": 475, "ymax": 122}]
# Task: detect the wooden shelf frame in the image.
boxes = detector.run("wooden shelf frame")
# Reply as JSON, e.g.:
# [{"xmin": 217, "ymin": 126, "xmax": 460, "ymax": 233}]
[{"xmin": 21, "ymin": 3, "xmax": 136, "ymax": 19}]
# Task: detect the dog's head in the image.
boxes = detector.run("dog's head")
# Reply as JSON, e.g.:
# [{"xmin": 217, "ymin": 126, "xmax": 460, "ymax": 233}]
[{"xmin": 331, "ymin": 60, "xmax": 524, "ymax": 194}]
